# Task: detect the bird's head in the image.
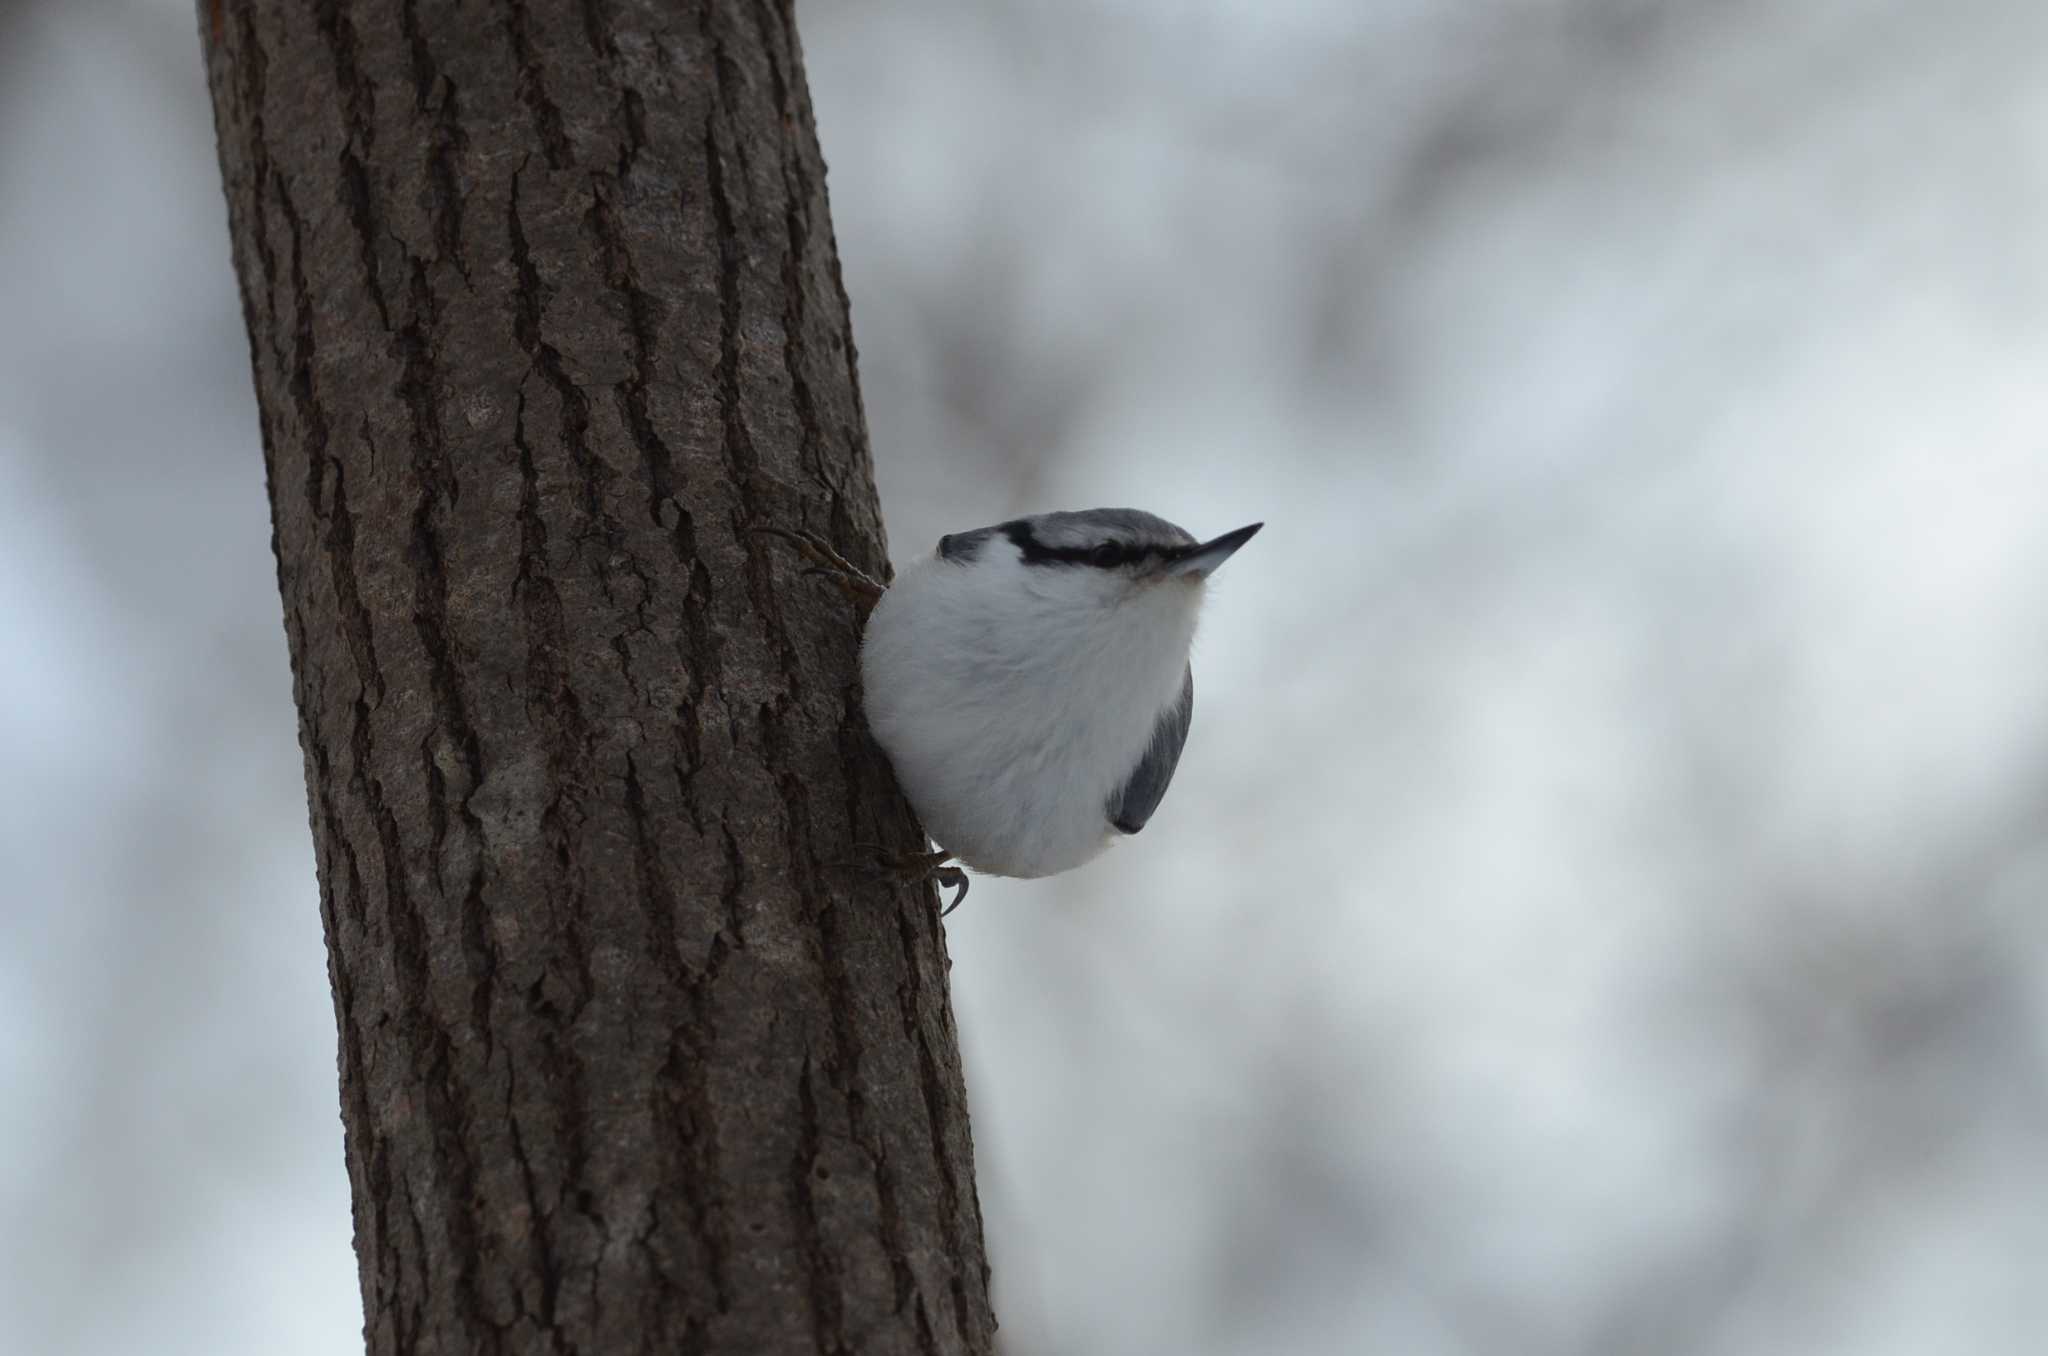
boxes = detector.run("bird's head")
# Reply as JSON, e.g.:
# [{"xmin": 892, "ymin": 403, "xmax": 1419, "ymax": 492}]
[{"xmin": 939, "ymin": 509, "xmax": 1262, "ymax": 616}]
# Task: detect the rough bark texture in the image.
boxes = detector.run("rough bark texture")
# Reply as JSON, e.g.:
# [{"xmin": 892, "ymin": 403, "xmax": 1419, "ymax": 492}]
[{"xmin": 198, "ymin": 3, "xmax": 996, "ymax": 1352}]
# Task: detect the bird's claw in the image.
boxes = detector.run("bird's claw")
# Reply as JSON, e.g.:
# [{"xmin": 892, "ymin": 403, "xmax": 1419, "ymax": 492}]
[
  {"xmin": 934, "ymin": 865, "xmax": 970, "ymax": 917},
  {"xmin": 834, "ymin": 844, "xmax": 969, "ymax": 918},
  {"xmin": 750, "ymin": 525, "xmax": 886, "ymax": 609}
]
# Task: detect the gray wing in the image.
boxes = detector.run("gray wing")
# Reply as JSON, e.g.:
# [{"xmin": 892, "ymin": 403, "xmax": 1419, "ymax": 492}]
[{"xmin": 1107, "ymin": 665, "xmax": 1194, "ymax": 835}]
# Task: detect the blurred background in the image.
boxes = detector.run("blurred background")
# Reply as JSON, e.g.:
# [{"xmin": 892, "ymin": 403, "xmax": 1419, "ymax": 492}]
[{"xmin": 5, "ymin": 0, "xmax": 2048, "ymax": 1352}]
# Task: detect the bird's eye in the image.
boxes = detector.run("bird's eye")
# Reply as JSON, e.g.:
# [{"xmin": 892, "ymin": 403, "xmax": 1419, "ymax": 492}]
[{"xmin": 1089, "ymin": 542, "xmax": 1125, "ymax": 568}]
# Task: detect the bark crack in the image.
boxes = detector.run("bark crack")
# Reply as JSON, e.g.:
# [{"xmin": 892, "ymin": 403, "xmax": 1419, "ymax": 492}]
[
  {"xmin": 503, "ymin": 0, "xmax": 575, "ymax": 170},
  {"xmin": 400, "ymin": 0, "xmax": 475, "ymax": 282},
  {"xmin": 316, "ymin": 0, "xmax": 393, "ymax": 330},
  {"xmin": 509, "ymin": 161, "xmax": 631, "ymax": 610},
  {"xmin": 702, "ymin": 32, "xmax": 813, "ymax": 709}
]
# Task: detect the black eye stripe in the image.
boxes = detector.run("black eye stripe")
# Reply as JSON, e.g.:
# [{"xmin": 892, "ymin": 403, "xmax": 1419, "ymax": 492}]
[{"xmin": 998, "ymin": 520, "xmax": 1186, "ymax": 568}]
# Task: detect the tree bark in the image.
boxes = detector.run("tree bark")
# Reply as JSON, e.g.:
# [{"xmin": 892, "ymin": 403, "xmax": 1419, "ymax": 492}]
[{"xmin": 198, "ymin": 3, "xmax": 995, "ymax": 1352}]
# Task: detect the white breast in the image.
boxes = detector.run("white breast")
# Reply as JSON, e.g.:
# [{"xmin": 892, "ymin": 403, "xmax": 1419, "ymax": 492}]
[{"xmin": 860, "ymin": 543, "xmax": 1202, "ymax": 878}]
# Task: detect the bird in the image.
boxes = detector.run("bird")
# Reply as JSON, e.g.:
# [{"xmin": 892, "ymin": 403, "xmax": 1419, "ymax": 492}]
[{"xmin": 756, "ymin": 508, "xmax": 1261, "ymax": 913}]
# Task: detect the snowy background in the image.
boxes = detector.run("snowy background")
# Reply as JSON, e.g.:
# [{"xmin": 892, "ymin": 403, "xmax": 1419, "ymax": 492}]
[{"xmin": 5, "ymin": 1, "xmax": 2048, "ymax": 1353}]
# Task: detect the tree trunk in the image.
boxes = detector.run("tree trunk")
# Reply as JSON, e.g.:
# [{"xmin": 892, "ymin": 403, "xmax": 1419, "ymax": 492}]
[{"xmin": 198, "ymin": 3, "xmax": 995, "ymax": 1352}]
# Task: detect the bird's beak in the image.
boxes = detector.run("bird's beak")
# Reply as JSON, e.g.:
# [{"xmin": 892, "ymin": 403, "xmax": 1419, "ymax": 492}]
[{"xmin": 1167, "ymin": 522, "xmax": 1263, "ymax": 578}]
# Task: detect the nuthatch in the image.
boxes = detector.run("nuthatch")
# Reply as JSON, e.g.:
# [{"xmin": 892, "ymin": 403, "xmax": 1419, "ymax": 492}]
[{"xmin": 760, "ymin": 509, "xmax": 1261, "ymax": 913}]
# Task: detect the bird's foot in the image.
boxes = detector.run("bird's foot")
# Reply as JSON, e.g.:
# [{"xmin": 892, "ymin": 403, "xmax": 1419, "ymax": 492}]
[
  {"xmin": 751, "ymin": 525, "xmax": 886, "ymax": 610},
  {"xmin": 837, "ymin": 845, "xmax": 971, "ymax": 917}
]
